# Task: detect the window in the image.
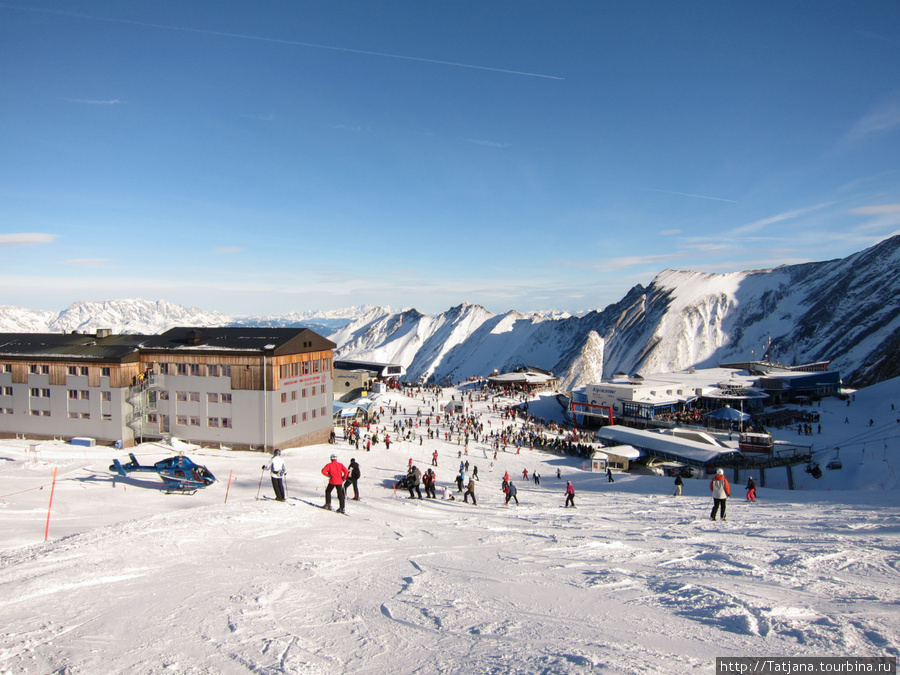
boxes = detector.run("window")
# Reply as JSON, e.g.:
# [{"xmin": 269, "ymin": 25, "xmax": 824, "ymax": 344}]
[
  {"xmin": 2, "ymin": 386, "xmax": 11, "ymax": 396},
  {"xmin": 80, "ymin": 390, "xmax": 89, "ymax": 400},
  {"xmin": 190, "ymin": 364, "xmax": 200, "ymax": 376},
  {"xmin": 302, "ymin": 412, "xmax": 308, "ymax": 422},
  {"xmin": 42, "ymin": 389, "xmax": 50, "ymax": 398},
  {"xmin": 176, "ymin": 415, "xmax": 188, "ymax": 426},
  {"xmin": 68, "ymin": 390, "xmax": 78, "ymax": 400},
  {"xmin": 291, "ymin": 414, "xmax": 298, "ymax": 425},
  {"xmin": 101, "ymin": 391, "xmax": 111, "ymax": 402},
  {"xmin": 221, "ymin": 393, "xmax": 232, "ymax": 404},
  {"xmin": 321, "ymin": 407, "xmax": 327, "ymax": 417},
  {"xmin": 281, "ymin": 393, "xmax": 287, "ymax": 403},
  {"xmin": 159, "ymin": 390, "xmax": 169, "ymax": 401},
  {"xmin": 222, "ymin": 365, "xmax": 232, "ymax": 377},
  {"xmin": 302, "ymin": 388, "xmax": 307, "ymax": 398},
  {"xmin": 207, "ymin": 392, "xmax": 219, "ymax": 403},
  {"xmin": 313, "ymin": 359, "xmax": 320, "ymax": 373},
  {"xmin": 159, "ymin": 363, "xmax": 170, "ymax": 375},
  {"xmin": 221, "ymin": 417, "xmax": 232, "ymax": 428},
  {"xmin": 68, "ymin": 411, "xmax": 79, "ymax": 419},
  {"xmin": 68, "ymin": 366, "xmax": 78, "ymax": 376},
  {"xmin": 177, "ymin": 364, "xmax": 187, "ymax": 375},
  {"xmin": 323, "ymin": 357, "xmax": 331, "ymax": 372},
  {"xmin": 320, "ymin": 385, "xmax": 326, "ymax": 395},
  {"xmin": 189, "ymin": 416, "xmax": 200, "ymax": 427},
  {"xmin": 189, "ymin": 392, "xmax": 200, "ymax": 402},
  {"xmin": 148, "ymin": 413, "xmax": 158, "ymax": 424},
  {"xmin": 79, "ymin": 366, "xmax": 88, "ymax": 376},
  {"xmin": 176, "ymin": 391, "xmax": 188, "ymax": 402},
  {"xmin": 312, "ymin": 408, "xmax": 317, "ymax": 419},
  {"xmin": 207, "ymin": 364, "xmax": 219, "ymax": 377},
  {"xmin": 281, "ymin": 417, "xmax": 287, "ymax": 428},
  {"xmin": 2, "ymin": 364, "xmax": 10, "ymax": 373},
  {"xmin": 302, "ymin": 361, "xmax": 310, "ymax": 375},
  {"xmin": 1, "ymin": 408, "xmax": 12, "ymax": 414},
  {"xmin": 101, "ymin": 367, "xmax": 111, "ymax": 377},
  {"xmin": 208, "ymin": 417, "xmax": 219, "ymax": 427},
  {"xmin": 101, "ymin": 413, "xmax": 111, "ymax": 421},
  {"xmin": 291, "ymin": 390, "xmax": 297, "ymax": 401},
  {"xmin": 29, "ymin": 365, "xmax": 38, "ymax": 374}
]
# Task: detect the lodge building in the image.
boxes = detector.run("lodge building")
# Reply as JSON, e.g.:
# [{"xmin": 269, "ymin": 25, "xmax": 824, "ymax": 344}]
[{"xmin": 0, "ymin": 327, "xmax": 336, "ymax": 451}]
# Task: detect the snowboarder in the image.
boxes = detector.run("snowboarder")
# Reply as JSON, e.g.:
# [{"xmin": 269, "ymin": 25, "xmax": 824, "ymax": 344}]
[
  {"xmin": 322, "ymin": 454, "xmax": 349, "ymax": 513},
  {"xmin": 674, "ymin": 474, "xmax": 683, "ymax": 497},
  {"xmin": 710, "ymin": 468, "xmax": 731, "ymax": 521},
  {"xmin": 265, "ymin": 449, "xmax": 286, "ymax": 501},
  {"xmin": 464, "ymin": 477, "xmax": 477, "ymax": 505},
  {"xmin": 345, "ymin": 458, "xmax": 361, "ymax": 500},
  {"xmin": 564, "ymin": 481, "xmax": 575, "ymax": 507},
  {"xmin": 746, "ymin": 476, "xmax": 757, "ymax": 502}
]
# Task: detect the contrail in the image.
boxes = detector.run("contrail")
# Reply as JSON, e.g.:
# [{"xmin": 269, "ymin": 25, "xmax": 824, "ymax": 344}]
[
  {"xmin": 1, "ymin": 3, "xmax": 564, "ymax": 80},
  {"xmin": 632, "ymin": 186, "xmax": 738, "ymax": 203}
]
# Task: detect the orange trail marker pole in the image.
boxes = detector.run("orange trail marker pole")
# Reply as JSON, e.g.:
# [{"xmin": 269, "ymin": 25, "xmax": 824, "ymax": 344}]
[
  {"xmin": 44, "ymin": 466, "xmax": 58, "ymax": 542},
  {"xmin": 224, "ymin": 470, "xmax": 234, "ymax": 503}
]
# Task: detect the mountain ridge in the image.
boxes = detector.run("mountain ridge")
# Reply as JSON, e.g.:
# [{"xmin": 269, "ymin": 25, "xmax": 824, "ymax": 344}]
[{"xmin": 2, "ymin": 236, "xmax": 898, "ymax": 389}]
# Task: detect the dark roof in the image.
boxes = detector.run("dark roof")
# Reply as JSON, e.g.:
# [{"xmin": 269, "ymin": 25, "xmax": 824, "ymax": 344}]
[
  {"xmin": 0, "ymin": 333, "xmax": 145, "ymax": 362},
  {"xmin": 141, "ymin": 327, "xmax": 336, "ymax": 355}
]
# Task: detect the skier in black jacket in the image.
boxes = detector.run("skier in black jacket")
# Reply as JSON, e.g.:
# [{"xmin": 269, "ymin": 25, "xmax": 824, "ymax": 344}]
[{"xmin": 345, "ymin": 458, "xmax": 361, "ymax": 500}]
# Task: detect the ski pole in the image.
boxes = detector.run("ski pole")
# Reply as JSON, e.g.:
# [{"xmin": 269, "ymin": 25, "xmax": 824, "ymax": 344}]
[{"xmin": 256, "ymin": 466, "xmax": 265, "ymax": 500}]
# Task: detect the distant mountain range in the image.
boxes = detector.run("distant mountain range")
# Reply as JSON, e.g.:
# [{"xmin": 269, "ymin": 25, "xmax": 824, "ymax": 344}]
[{"xmin": 3, "ymin": 235, "xmax": 899, "ymax": 389}]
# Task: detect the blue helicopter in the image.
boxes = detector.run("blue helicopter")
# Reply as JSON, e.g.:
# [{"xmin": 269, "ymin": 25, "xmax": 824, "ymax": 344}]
[{"xmin": 110, "ymin": 452, "xmax": 216, "ymax": 493}]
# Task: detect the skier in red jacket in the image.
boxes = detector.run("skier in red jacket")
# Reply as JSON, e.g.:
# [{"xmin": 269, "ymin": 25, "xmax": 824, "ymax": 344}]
[{"xmin": 322, "ymin": 454, "xmax": 349, "ymax": 513}]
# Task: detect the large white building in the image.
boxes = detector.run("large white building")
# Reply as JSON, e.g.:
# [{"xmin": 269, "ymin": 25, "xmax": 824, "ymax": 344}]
[{"xmin": 0, "ymin": 327, "xmax": 336, "ymax": 451}]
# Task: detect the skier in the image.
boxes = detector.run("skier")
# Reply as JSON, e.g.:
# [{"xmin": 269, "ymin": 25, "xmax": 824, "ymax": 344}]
[
  {"xmin": 746, "ymin": 476, "xmax": 757, "ymax": 502},
  {"xmin": 407, "ymin": 465, "xmax": 423, "ymax": 500},
  {"xmin": 345, "ymin": 458, "xmax": 361, "ymax": 500},
  {"xmin": 505, "ymin": 481, "xmax": 519, "ymax": 506},
  {"xmin": 423, "ymin": 468, "xmax": 437, "ymax": 498},
  {"xmin": 322, "ymin": 454, "xmax": 349, "ymax": 513},
  {"xmin": 264, "ymin": 449, "xmax": 286, "ymax": 502},
  {"xmin": 607, "ymin": 468, "xmax": 614, "ymax": 483},
  {"xmin": 674, "ymin": 474, "xmax": 683, "ymax": 497},
  {"xmin": 564, "ymin": 480, "xmax": 575, "ymax": 507},
  {"xmin": 710, "ymin": 468, "xmax": 731, "ymax": 521}
]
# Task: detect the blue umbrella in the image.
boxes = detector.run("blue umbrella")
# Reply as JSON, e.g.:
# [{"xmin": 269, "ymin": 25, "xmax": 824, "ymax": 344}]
[{"xmin": 705, "ymin": 407, "xmax": 752, "ymax": 422}]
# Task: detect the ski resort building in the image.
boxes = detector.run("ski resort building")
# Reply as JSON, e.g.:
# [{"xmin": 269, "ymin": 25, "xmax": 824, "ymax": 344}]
[{"xmin": 0, "ymin": 327, "xmax": 336, "ymax": 451}]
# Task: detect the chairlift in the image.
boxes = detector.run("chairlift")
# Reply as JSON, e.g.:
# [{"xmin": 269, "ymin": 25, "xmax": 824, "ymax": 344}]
[
  {"xmin": 804, "ymin": 461, "xmax": 823, "ymax": 479},
  {"xmin": 826, "ymin": 447, "xmax": 842, "ymax": 471}
]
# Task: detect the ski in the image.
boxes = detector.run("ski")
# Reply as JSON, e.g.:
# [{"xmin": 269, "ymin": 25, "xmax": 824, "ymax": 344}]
[
  {"xmin": 258, "ymin": 495, "xmax": 295, "ymax": 505},
  {"xmin": 296, "ymin": 498, "xmax": 348, "ymax": 514}
]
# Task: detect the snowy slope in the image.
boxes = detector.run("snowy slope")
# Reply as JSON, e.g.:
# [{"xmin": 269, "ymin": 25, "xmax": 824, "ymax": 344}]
[{"xmin": 0, "ymin": 379, "xmax": 898, "ymax": 674}]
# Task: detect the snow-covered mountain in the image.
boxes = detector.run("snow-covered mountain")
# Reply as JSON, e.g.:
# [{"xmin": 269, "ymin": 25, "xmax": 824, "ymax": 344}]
[
  {"xmin": 330, "ymin": 235, "xmax": 900, "ymax": 389},
  {"xmin": 2, "ymin": 236, "xmax": 898, "ymax": 388}
]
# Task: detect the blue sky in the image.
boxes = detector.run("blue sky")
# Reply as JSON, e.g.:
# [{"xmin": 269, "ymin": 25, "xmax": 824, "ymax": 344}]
[{"xmin": 2, "ymin": 1, "xmax": 899, "ymax": 316}]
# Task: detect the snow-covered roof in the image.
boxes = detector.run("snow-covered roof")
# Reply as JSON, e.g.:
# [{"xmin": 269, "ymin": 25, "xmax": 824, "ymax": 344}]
[
  {"xmin": 594, "ymin": 444, "xmax": 641, "ymax": 460},
  {"xmin": 595, "ymin": 425, "xmax": 739, "ymax": 465}
]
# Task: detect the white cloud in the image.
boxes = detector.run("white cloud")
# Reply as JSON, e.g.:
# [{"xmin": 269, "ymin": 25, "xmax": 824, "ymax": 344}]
[
  {"xmin": 0, "ymin": 233, "xmax": 57, "ymax": 246},
  {"xmin": 65, "ymin": 258, "xmax": 113, "ymax": 268},
  {"xmin": 214, "ymin": 246, "xmax": 245, "ymax": 254},
  {"xmin": 846, "ymin": 97, "xmax": 900, "ymax": 144}
]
